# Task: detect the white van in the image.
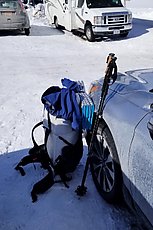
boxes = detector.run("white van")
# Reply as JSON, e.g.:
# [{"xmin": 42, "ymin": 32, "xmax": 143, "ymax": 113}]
[{"xmin": 45, "ymin": 0, "xmax": 132, "ymax": 41}]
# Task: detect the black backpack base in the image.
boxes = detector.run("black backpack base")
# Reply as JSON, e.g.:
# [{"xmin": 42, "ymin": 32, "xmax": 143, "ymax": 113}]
[
  {"xmin": 14, "ymin": 79, "xmax": 93, "ymax": 202},
  {"xmin": 15, "ymin": 125, "xmax": 83, "ymax": 202},
  {"xmin": 31, "ymin": 170, "xmax": 54, "ymax": 203}
]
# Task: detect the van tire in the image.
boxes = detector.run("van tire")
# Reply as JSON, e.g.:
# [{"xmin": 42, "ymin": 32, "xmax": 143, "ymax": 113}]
[
  {"xmin": 85, "ymin": 25, "xmax": 95, "ymax": 42},
  {"xmin": 120, "ymin": 32, "xmax": 129, "ymax": 38},
  {"xmin": 55, "ymin": 17, "xmax": 60, "ymax": 29}
]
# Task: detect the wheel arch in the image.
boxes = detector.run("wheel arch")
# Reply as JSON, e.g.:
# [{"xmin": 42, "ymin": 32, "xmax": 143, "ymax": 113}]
[
  {"xmin": 89, "ymin": 117, "xmax": 124, "ymax": 203},
  {"xmin": 84, "ymin": 20, "xmax": 92, "ymax": 31},
  {"xmin": 99, "ymin": 118, "xmax": 122, "ymax": 167}
]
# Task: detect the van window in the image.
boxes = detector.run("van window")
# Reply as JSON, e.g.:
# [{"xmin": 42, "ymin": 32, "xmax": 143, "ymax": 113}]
[
  {"xmin": 86, "ymin": 0, "xmax": 123, "ymax": 8},
  {"xmin": 77, "ymin": 0, "xmax": 84, "ymax": 8}
]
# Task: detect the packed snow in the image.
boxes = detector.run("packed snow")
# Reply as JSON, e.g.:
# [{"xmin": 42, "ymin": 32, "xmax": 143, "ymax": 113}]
[{"xmin": 0, "ymin": 1, "xmax": 153, "ymax": 230}]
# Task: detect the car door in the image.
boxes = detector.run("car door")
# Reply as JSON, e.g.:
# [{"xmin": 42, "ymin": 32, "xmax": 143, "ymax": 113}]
[{"xmin": 128, "ymin": 110, "xmax": 153, "ymax": 226}]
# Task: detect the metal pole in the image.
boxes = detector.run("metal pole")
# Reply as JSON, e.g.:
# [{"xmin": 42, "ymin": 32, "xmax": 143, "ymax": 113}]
[{"xmin": 75, "ymin": 53, "xmax": 117, "ymax": 196}]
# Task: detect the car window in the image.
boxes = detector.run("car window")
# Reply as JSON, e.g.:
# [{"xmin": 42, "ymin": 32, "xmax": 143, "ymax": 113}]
[{"xmin": 0, "ymin": 1, "xmax": 17, "ymax": 8}]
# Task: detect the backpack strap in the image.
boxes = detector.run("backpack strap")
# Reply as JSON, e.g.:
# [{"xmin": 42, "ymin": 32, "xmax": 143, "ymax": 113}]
[
  {"xmin": 31, "ymin": 121, "xmax": 43, "ymax": 147},
  {"xmin": 58, "ymin": 136, "xmax": 73, "ymax": 146}
]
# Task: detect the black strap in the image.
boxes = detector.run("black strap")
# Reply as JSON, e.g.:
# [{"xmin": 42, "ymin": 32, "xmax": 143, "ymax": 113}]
[
  {"xmin": 31, "ymin": 121, "xmax": 43, "ymax": 147},
  {"xmin": 31, "ymin": 113, "xmax": 70, "ymax": 188},
  {"xmin": 31, "ymin": 111, "xmax": 51, "ymax": 147},
  {"xmin": 47, "ymin": 110, "xmax": 51, "ymax": 132},
  {"xmin": 58, "ymin": 136, "xmax": 73, "ymax": 146}
]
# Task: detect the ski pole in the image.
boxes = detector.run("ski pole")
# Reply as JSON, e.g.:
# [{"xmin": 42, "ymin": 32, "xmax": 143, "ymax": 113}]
[{"xmin": 75, "ymin": 53, "xmax": 117, "ymax": 196}]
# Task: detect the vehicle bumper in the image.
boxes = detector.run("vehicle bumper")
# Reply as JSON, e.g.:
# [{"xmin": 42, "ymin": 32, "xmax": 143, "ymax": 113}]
[
  {"xmin": 92, "ymin": 23, "xmax": 132, "ymax": 36},
  {"xmin": 0, "ymin": 22, "xmax": 29, "ymax": 30}
]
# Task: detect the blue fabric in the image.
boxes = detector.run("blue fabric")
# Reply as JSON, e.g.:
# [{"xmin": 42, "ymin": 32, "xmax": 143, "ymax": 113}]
[
  {"xmin": 79, "ymin": 92, "xmax": 95, "ymax": 130},
  {"xmin": 42, "ymin": 78, "xmax": 83, "ymax": 130},
  {"xmin": 61, "ymin": 78, "xmax": 84, "ymax": 92}
]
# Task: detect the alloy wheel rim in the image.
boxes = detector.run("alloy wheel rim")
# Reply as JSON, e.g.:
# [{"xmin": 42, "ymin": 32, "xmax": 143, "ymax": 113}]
[{"xmin": 92, "ymin": 134, "xmax": 115, "ymax": 192}]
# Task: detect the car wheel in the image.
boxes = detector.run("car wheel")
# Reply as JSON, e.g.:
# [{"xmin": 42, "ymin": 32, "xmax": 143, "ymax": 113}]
[
  {"xmin": 85, "ymin": 24, "xmax": 95, "ymax": 42},
  {"xmin": 25, "ymin": 28, "xmax": 30, "ymax": 36},
  {"xmin": 90, "ymin": 121, "xmax": 123, "ymax": 203}
]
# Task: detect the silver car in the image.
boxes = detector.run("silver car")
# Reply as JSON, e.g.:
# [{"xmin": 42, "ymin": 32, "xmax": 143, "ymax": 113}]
[
  {"xmin": 88, "ymin": 68, "xmax": 153, "ymax": 229},
  {"xmin": 0, "ymin": 0, "xmax": 30, "ymax": 35}
]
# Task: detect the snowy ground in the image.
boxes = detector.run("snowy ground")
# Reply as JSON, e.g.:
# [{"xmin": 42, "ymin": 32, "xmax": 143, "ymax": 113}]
[{"xmin": 0, "ymin": 3, "xmax": 153, "ymax": 230}]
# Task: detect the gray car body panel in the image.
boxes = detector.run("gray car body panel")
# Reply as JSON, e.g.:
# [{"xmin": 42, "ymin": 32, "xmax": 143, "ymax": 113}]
[{"xmin": 89, "ymin": 68, "xmax": 153, "ymax": 226}]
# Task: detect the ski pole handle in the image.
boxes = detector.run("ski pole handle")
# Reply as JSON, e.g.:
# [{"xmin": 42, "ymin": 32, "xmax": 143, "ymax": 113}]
[{"xmin": 105, "ymin": 53, "xmax": 117, "ymax": 84}]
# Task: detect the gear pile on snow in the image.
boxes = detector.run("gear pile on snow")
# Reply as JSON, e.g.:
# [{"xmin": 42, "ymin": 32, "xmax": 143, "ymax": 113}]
[{"xmin": 15, "ymin": 78, "xmax": 94, "ymax": 202}]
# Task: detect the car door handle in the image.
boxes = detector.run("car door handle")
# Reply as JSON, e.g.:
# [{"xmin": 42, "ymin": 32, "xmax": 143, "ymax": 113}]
[
  {"xmin": 147, "ymin": 120, "xmax": 153, "ymax": 140},
  {"xmin": 150, "ymin": 103, "xmax": 153, "ymax": 109}
]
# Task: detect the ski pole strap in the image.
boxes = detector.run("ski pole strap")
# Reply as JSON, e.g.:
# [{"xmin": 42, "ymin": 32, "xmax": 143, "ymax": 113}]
[
  {"xmin": 105, "ymin": 53, "xmax": 117, "ymax": 84},
  {"xmin": 98, "ymin": 53, "xmax": 117, "ymax": 113}
]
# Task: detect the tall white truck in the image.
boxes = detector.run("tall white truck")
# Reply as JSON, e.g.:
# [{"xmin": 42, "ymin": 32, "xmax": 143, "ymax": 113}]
[{"xmin": 45, "ymin": 0, "xmax": 132, "ymax": 41}]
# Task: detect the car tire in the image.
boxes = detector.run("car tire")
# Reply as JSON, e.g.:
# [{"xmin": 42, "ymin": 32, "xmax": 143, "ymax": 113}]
[
  {"xmin": 85, "ymin": 24, "xmax": 95, "ymax": 42},
  {"xmin": 90, "ymin": 121, "xmax": 123, "ymax": 203},
  {"xmin": 25, "ymin": 28, "xmax": 30, "ymax": 36}
]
